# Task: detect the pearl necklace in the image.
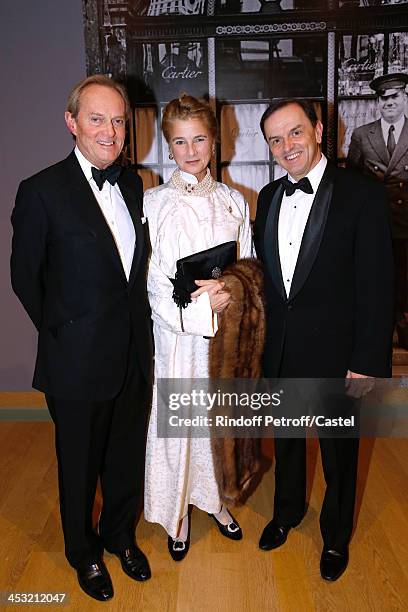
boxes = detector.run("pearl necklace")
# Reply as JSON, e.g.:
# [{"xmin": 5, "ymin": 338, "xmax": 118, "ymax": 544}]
[{"xmin": 170, "ymin": 168, "xmax": 217, "ymax": 196}]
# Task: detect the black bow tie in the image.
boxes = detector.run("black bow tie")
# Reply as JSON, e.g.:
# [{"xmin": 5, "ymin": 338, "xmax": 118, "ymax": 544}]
[
  {"xmin": 91, "ymin": 164, "xmax": 122, "ymax": 191},
  {"xmin": 282, "ymin": 176, "xmax": 314, "ymax": 197}
]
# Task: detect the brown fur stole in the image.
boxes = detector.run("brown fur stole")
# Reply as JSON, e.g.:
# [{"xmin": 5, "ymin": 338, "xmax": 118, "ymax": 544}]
[{"xmin": 209, "ymin": 258, "xmax": 265, "ymax": 506}]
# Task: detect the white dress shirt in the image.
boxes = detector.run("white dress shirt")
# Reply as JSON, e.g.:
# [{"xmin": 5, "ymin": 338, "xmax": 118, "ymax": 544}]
[
  {"xmin": 278, "ymin": 154, "xmax": 327, "ymax": 297},
  {"xmin": 381, "ymin": 114, "xmax": 405, "ymax": 146},
  {"xmin": 74, "ymin": 147, "xmax": 136, "ymax": 280}
]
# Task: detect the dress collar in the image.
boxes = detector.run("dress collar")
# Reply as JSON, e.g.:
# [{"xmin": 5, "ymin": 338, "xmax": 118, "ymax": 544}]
[
  {"xmin": 180, "ymin": 170, "xmax": 198, "ymax": 184},
  {"xmin": 170, "ymin": 168, "xmax": 217, "ymax": 196}
]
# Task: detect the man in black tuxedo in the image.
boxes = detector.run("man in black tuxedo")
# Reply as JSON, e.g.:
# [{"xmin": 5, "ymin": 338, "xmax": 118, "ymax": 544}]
[
  {"xmin": 11, "ymin": 75, "xmax": 153, "ymax": 601},
  {"xmin": 254, "ymin": 99, "xmax": 393, "ymax": 581}
]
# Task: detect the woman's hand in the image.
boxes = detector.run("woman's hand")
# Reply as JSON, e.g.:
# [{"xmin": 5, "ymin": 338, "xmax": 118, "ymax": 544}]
[{"xmin": 191, "ymin": 279, "xmax": 231, "ymax": 313}]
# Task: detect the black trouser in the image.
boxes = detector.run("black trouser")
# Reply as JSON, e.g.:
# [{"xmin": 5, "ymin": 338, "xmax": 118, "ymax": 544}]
[
  {"xmin": 46, "ymin": 348, "xmax": 151, "ymax": 569},
  {"xmin": 393, "ymin": 238, "xmax": 408, "ymax": 320},
  {"xmin": 272, "ymin": 375, "xmax": 359, "ymax": 551},
  {"xmin": 273, "ymin": 435, "xmax": 359, "ymax": 551}
]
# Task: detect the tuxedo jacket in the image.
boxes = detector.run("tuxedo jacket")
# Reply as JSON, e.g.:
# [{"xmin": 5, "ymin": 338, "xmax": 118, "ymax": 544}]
[
  {"xmin": 11, "ymin": 151, "xmax": 153, "ymax": 401},
  {"xmin": 347, "ymin": 117, "xmax": 408, "ymax": 239},
  {"xmin": 253, "ymin": 162, "xmax": 394, "ymax": 378}
]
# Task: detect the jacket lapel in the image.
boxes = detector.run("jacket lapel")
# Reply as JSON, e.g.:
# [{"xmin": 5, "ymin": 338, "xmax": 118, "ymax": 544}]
[
  {"xmin": 367, "ymin": 119, "xmax": 390, "ymax": 167},
  {"xmin": 64, "ymin": 152, "xmax": 127, "ymax": 282},
  {"xmin": 117, "ymin": 171, "xmax": 145, "ymax": 291},
  {"xmin": 264, "ymin": 182, "xmax": 286, "ymax": 300},
  {"xmin": 288, "ymin": 163, "xmax": 335, "ymax": 301},
  {"xmin": 387, "ymin": 117, "xmax": 408, "ymax": 174}
]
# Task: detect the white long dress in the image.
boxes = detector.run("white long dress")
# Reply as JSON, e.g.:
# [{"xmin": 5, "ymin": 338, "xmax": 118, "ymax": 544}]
[{"xmin": 143, "ymin": 169, "xmax": 252, "ymax": 539}]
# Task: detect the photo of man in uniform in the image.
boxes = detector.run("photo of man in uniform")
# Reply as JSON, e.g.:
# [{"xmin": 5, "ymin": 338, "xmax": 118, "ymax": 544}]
[{"xmin": 347, "ymin": 73, "xmax": 408, "ymax": 348}]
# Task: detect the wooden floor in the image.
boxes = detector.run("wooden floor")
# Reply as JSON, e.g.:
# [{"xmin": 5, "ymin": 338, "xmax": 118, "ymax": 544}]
[{"xmin": 0, "ymin": 408, "xmax": 407, "ymax": 611}]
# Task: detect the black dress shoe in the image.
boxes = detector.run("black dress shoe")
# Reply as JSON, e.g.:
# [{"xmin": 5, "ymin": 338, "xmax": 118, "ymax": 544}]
[
  {"xmin": 77, "ymin": 560, "xmax": 113, "ymax": 602},
  {"xmin": 168, "ymin": 534, "xmax": 190, "ymax": 561},
  {"xmin": 208, "ymin": 512, "xmax": 243, "ymax": 541},
  {"xmin": 259, "ymin": 521, "xmax": 290, "ymax": 550},
  {"xmin": 115, "ymin": 545, "xmax": 151, "ymax": 581},
  {"xmin": 320, "ymin": 547, "xmax": 349, "ymax": 581}
]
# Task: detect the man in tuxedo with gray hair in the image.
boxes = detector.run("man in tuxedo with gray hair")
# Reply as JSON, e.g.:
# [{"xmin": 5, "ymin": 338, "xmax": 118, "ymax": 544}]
[{"xmin": 11, "ymin": 75, "xmax": 153, "ymax": 602}]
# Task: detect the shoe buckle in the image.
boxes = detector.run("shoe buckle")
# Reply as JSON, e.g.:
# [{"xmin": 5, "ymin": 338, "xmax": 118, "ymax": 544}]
[
  {"xmin": 227, "ymin": 522, "xmax": 239, "ymax": 533},
  {"xmin": 173, "ymin": 540, "xmax": 186, "ymax": 551}
]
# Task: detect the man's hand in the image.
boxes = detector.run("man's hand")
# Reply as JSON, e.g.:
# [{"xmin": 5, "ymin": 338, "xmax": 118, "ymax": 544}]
[
  {"xmin": 345, "ymin": 370, "xmax": 375, "ymax": 398},
  {"xmin": 191, "ymin": 279, "xmax": 231, "ymax": 314}
]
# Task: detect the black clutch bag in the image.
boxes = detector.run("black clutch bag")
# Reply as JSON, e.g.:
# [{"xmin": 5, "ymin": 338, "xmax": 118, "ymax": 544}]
[{"xmin": 171, "ymin": 241, "xmax": 237, "ymax": 309}]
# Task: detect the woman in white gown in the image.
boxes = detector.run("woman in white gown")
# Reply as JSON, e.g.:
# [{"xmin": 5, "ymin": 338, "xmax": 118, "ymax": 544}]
[{"xmin": 144, "ymin": 94, "xmax": 252, "ymax": 560}]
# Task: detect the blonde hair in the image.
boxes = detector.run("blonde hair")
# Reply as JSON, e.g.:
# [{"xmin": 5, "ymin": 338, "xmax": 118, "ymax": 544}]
[
  {"xmin": 66, "ymin": 74, "xmax": 130, "ymax": 119},
  {"xmin": 162, "ymin": 93, "xmax": 217, "ymax": 142}
]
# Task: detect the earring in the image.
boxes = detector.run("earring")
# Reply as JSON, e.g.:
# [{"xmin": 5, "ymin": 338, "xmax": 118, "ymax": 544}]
[{"xmin": 169, "ymin": 152, "xmax": 174, "ymax": 160}]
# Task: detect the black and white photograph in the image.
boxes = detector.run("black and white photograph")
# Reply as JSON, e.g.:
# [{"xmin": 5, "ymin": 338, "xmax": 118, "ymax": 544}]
[
  {"xmin": 215, "ymin": 37, "xmax": 325, "ymax": 100},
  {"xmin": 127, "ymin": 0, "xmax": 209, "ymax": 16},
  {"xmin": 217, "ymin": 0, "xmax": 327, "ymax": 13},
  {"xmin": 142, "ymin": 41, "xmax": 208, "ymax": 99},
  {"xmin": 339, "ymin": 0, "xmax": 408, "ymax": 7},
  {"xmin": 337, "ymin": 31, "xmax": 408, "ymax": 159},
  {"xmin": 84, "ymin": 0, "xmax": 327, "ymax": 210}
]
